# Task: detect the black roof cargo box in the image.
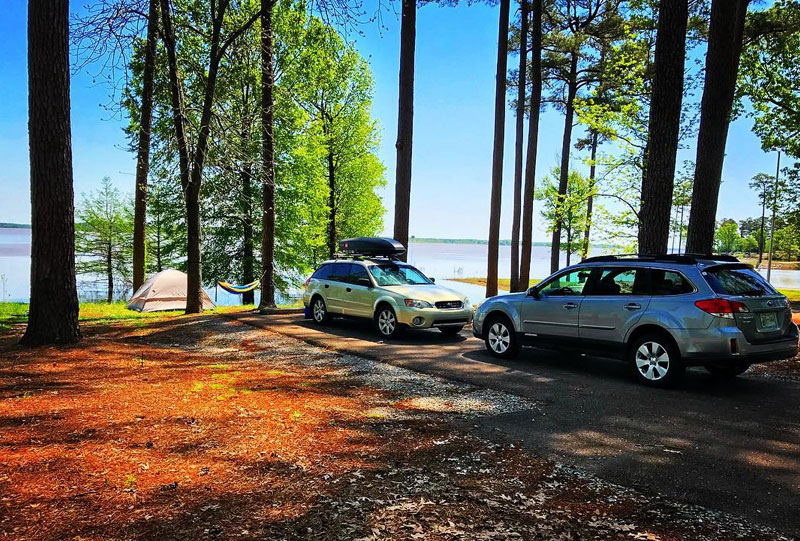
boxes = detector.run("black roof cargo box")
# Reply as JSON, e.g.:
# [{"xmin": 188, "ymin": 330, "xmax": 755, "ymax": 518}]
[{"xmin": 338, "ymin": 237, "xmax": 406, "ymax": 257}]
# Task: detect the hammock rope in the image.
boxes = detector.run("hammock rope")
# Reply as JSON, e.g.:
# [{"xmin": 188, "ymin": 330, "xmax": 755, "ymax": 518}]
[{"xmin": 217, "ymin": 269, "xmax": 268, "ymax": 295}]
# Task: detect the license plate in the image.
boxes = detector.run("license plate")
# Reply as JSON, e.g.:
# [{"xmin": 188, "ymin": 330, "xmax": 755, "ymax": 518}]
[{"xmin": 759, "ymin": 312, "xmax": 778, "ymax": 329}]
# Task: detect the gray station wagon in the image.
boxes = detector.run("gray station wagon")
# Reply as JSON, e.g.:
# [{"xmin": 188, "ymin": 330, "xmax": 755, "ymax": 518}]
[{"xmin": 472, "ymin": 254, "xmax": 799, "ymax": 387}]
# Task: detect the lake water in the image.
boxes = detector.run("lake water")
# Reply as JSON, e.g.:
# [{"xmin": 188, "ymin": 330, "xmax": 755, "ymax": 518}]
[{"xmin": 2, "ymin": 228, "xmax": 799, "ymax": 305}]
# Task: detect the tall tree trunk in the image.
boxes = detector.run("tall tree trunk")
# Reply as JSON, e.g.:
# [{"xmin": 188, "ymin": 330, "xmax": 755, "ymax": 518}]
[
  {"xmin": 393, "ymin": 0, "xmax": 416, "ymax": 261},
  {"xmin": 327, "ymin": 147, "xmax": 337, "ymax": 258},
  {"xmin": 685, "ymin": 0, "xmax": 750, "ymax": 255},
  {"xmin": 549, "ymin": 52, "xmax": 578, "ymax": 273},
  {"xmin": 510, "ymin": 0, "xmax": 528, "ymax": 292},
  {"xmin": 259, "ymin": 0, "xmax": 277, "ymax": 310},
  {"xmin": 581, "ymin": 130, "xmax": 598, "ymax": 260},
  {"xmin": 132, "ymin": 0, "xmax": 159, "ymax": 292},
  {"xmin": 160, "ymin": 0, "xmax": 231, "ymax": 313},
  {"xmin": 22, "ymin": 0, "xmax": 81, "ymax": 346},
  {"xmin": 486, "ymin": 0, "xmax": 510, "ymax": 299},
  {"xmin": 519, "ymin": 0, "xmax": 542, "ymax": 291},
  {"xmin": 106, "ymin": 242, "xmax": 113, "ymax": 303},
  {"xmin": 637, "ymin": 0, "xmax": 688, "ymax": 255},
  {"xmin": 757, "ymin": 195, "xmax": 766, "ymax": 265},
  {"xmin": 242, "ymin": 163, "xmax": 255, "ymax": 305},
  {"xmin": 156, "ymin": 221, "xmax": 163, "ymax": 271}
]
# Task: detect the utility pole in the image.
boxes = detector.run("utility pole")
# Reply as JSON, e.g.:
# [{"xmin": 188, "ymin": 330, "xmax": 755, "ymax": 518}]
[{"xmin": 766, "ymin": 151, "xmax": 780, "ymax": 282}]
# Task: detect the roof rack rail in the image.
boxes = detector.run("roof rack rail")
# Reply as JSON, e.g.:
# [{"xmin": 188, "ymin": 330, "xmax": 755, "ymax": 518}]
[{"xmin": 581, "ymin": 253, "xmax": 740, "ymax": 264}]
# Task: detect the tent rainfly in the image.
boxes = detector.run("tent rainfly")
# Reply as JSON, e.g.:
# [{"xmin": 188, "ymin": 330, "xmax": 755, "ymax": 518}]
[{"xmin": 127, "ymin": 269, "xmax": 215, "ymax": 312}]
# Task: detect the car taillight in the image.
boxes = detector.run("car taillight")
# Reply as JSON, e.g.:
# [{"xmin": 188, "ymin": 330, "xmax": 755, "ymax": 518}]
[{"xmin": 694, "ymin": 298, "xmax": 750, "ymax": 319}]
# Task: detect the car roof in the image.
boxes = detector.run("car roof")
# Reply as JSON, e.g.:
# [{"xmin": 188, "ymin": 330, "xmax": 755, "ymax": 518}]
[
  {"xmin": 318, "ymin": 257, "xmax": 405, "ymax": 266},
  {"xmin": 570, "ymin": 255, "xmax": 746, "ymax": 271}
]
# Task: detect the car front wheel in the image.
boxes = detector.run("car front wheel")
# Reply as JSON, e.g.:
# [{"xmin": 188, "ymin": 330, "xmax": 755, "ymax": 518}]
[
  {"xmin": 375, "ymin": 305, "xmax": 403, "ymax": 339},
  {"xmin": 484, "ymin": 317, "xmax": 519, "ymax": 359},
  {"xmin": 629, "ymin": 333, "xmax": 684, "ymax": 387}
]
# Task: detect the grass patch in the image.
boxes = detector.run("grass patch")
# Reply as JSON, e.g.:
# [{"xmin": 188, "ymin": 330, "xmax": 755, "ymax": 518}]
[
  {"xmin": 0, "ymin": 303, "xmax": 28, "ymax": 330},
  {"xmin": 0, "ymin": 301, "xmax": 257, "ymax": 332}
]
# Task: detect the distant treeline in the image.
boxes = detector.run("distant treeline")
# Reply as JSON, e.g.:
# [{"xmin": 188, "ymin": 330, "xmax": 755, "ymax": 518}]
[
  {"xmin": 409, "ymin": 237, "xmax": 621, "ymax": 249},
  {"xmin": 0, "ymin": 223, "xmax": 32, "ymax": 229}
]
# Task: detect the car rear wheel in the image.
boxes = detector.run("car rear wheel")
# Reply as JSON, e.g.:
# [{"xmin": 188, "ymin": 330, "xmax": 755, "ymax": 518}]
[
  {"xmin": 311, "ymin": 297, "xmax": 331, "ymax": 324},
  {"xmin": 629, "ymin": 333, "xmax": 684, "ymax": 387},
  {"xmin": 705, "ymin": 364, "xmax": 749, "ymax": 379},
  {"xmin": 485, "ymin": 316, "xmax": 519, "ymax": 359},
  {"xmin": 375, "ymin": 305, "xmax": 403, "ymax": 339}
]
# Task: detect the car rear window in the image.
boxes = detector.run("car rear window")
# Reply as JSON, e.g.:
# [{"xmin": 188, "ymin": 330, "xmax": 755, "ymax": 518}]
[
  {"xmin": 650, "ymin": 270, "xmax": 694, "ymax": 295},
  {"xmin": 702, "ymin": 265, "xmax": 777, "ymax": 296},
  {"xmin": 312, "ymin": 264, "xmax": 332, "ymax": 280}
]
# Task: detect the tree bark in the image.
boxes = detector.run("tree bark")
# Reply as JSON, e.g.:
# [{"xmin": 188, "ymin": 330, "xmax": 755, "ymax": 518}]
[
  {"xmin": 22, "ymin": 0, "xmax": 81, "ymax": 345},
  {"xmin": 241, "ymin": 162, "xmax": 255, "ymax": 305},
  {"xmin": 685, "ymin": 0, "xmax": 750, "ymax": 255},
  {"xmin": 486, "ymin": 0, "xmax": 510, "ymax": 299},
  {"xmin": 132, "ymin": 0, "xmax": 159, "ymax": 292},
  {"xmin": 327, "ymin": 146, "xmax": 337, "ymax": 258},
  {"xmin": 757, "ymin": 195, "xmax": 766, "ymax": 265},
  {"xmin": 106, "ymin": 241, "xmax": 113, "ymax": 303},
  {"xmin": 393, "ymin": 0, "xmax": 416, "ymax": 261},
  {"xmin": 581, "ymin": 130, "xmax": 598, "ymax": 260},
  {"xmin": 637, "ymin": 0, "xmax": 688, "ymax": 256},
  {"xmin": 519, "ymin": 0, "xmax": 542, "ymax": 291},
  {"xmin": 510, "ymin": 0, "xmax": 528, "ymax": 292},
  {"xmin": 259, "ymin": 0, "xmax": 277, "ymax": 310},
  {"xmin": 550, "ymin": 51, "xmax": 578, "ymax": 273}
]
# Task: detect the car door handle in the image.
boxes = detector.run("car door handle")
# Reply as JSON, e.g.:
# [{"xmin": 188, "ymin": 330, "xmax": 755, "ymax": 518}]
[
  {"xmin": 563, "ymin": 302, "xmax": 578, "ymax": 310},
  {"xmin": 623, "ymin": 303, "xmax": 641, "ymax": 311}
]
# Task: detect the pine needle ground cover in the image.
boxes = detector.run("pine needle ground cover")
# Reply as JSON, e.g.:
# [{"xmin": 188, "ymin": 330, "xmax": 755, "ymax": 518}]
[{"xmin": 0, "ymin": 313, "xmax": 792, "ymax": 540}]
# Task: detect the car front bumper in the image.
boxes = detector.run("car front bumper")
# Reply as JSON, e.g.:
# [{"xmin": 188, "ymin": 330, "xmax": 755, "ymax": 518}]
[{"xmin": 395, "ymin": 305, "xmax": 473, "ymax": 329}]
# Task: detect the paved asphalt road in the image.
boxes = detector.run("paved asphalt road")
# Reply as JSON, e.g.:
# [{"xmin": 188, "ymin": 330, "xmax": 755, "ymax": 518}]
[{"xmin": 228, "ymin": 311, "xmax": 800, "ymax": 536}]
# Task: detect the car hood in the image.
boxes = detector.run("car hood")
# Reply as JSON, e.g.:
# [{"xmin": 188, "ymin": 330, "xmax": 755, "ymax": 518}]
[{"xmin": 378, "ymin": 283, "xmax": 466, "ymax": 303}]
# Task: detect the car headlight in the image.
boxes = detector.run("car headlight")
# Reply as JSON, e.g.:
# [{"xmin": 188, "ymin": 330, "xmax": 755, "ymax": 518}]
[
  {"xmin": 463, "ymin": 298, "xmax": 471, "ymax": 309},
  {"xmin": 404, "ymin": 299, "xmax": 433, "ymax": 309}
]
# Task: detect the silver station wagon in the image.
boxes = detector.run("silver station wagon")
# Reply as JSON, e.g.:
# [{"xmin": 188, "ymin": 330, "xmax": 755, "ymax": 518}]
[
  {"xmin": 473, "ymin": 254, "xmax": 798, "ymax": 387},
  {"xmin": 303, "ymin": 238, "xmax": 473, "ymax": 338}
]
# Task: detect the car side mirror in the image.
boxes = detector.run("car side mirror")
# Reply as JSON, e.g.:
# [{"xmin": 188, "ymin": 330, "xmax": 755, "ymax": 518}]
[
  {"xmin": 429, "ymin": 277, "xmax": 436, "ymax": 283},
  {"xmin": 357, "ymin": 278, "xmax": 372, "ymax": 288},
  {"xmin": 527, "ymin": 287, "xmax": 539, "ymax": 298}
]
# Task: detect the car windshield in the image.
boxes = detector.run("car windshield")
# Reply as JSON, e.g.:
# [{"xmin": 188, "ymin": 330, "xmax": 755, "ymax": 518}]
[
  {"xmin": 368, "ymin": 264, "xmax": 430, "ymax": 286},
  {"xmin": 702, "ymin": 265, "xmax": 777, "ymax": 297}
]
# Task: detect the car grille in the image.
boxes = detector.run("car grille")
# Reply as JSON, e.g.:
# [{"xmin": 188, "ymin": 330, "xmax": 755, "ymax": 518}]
[{"xmin": 435, "ymin": 300, "xmax": 463, "ymax": 309}]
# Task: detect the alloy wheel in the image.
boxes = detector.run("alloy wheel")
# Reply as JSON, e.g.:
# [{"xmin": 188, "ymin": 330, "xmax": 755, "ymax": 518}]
[
  {"xmin": 378, "ymin": 309, "xmax": 396, "ymax": 336},
  {"xmin": 488, "ymin": 322, "xmax": 510, "ymax": 354},
  {"xmin": 635, "ymin": 341, "xmax": 670, "ymax": 381},
  {"xmin": 313, "ymin": 299, "xmax": 326, "ymax": 322}
]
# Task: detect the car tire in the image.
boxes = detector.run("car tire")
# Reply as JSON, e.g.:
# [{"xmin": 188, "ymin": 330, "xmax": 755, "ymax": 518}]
[
  {"xmin": 705, "ymin": 364, "xmax": 749, "ymax": 379},
  {"xmin": 484, "ymin": 315, "xmax": 520, "ymax": 359},
  {"xmin": 628, "ymin": 333, "xmax": 684, "ymax": 387},
  {"xmin": 310, "ymin": 296, "xmax": 331, "ymax": 325},
  {"xmin": 375, "ymin": 305, "xmax": 403, "ymax": 339},
  {"xmin": 439, "ymin": 325, "xmax": 464, "ymax": 336}
]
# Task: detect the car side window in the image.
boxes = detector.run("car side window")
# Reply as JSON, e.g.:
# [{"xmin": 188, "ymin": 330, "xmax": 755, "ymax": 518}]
[
  {"xmin": 586, "ymin": 267, "xmax": 648, "ymax": 296},
  {"xmin": 347, "ymin": 264, "xmax": 370, "ymax": 285},
  {"xmin": 651, "ymin": 270, "xmax": 694, "ymax": 295},
  {"xmin": 327, "ymin": 263, "xmax": 350, "ymax": 283},
  {"xmin": 538, "ymin": 270, "xmax": 590, "ymax": 297},
  {"xmin": 312, "ymin": 264, "xmax": 332, "ymax": 280}
]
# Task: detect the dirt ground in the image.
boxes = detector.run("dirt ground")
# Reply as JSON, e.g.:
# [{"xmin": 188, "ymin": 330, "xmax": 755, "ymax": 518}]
[{"xmin": 0, "ymin": 313, "xmax": 794, "ymax": 540}]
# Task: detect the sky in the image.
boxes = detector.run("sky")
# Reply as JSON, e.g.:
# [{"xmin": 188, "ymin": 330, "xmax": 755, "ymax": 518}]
[{"xmin": 0, "ymin": 1, "xmax": 790, "ymax": 242}]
